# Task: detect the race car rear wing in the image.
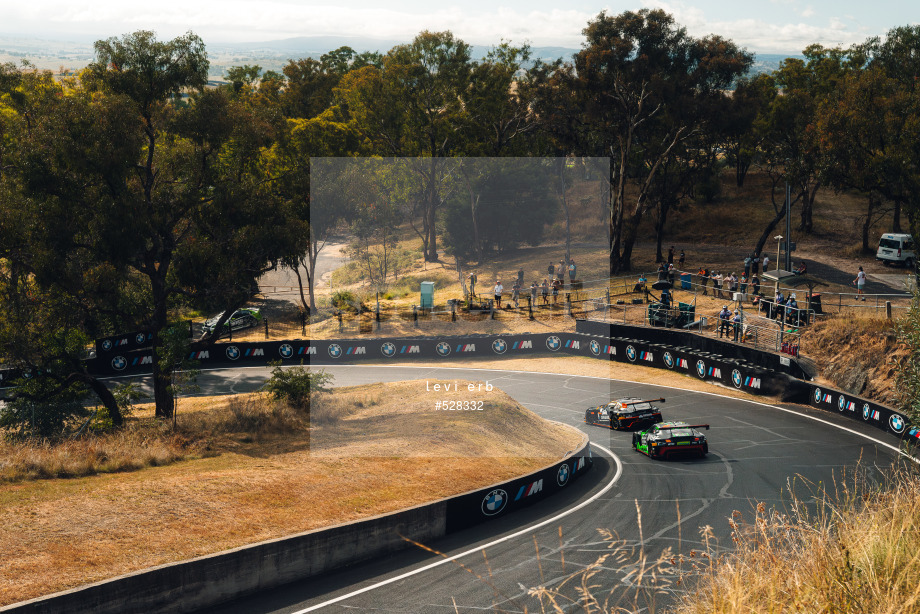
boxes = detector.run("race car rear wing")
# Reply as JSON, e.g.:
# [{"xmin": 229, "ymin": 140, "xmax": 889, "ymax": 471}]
[
  {"xmin": 687, "ymin": 424, "xmax": 710, "ymax": 430},
  {"xmin": 625, "ymin": 397, "xmax": 666, "ymax": 405}
]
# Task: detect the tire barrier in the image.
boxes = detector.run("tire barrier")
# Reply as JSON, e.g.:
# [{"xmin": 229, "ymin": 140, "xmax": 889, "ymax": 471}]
[{"xmin": 1, "ymin": 436, "xmax": 590, "ymax": 614}]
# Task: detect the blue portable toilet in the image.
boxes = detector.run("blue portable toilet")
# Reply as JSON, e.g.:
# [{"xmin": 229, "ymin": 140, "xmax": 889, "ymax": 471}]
[
  {"xmin": 420, "ymin": 281, "xmax": 435, "ymax": 309},
  {"xmin": 680, "ymin": 273, "xmax": 692, "ymax": 290}
]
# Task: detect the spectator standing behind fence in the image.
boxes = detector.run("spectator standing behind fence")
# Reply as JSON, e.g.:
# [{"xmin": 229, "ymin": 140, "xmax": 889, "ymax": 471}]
[
  {"xmin": 530, "ymin": 281, "xmax": 538, "ymax": 306},
  {"xmin": 668, "ymin": 246, "xmax": 675, "ymax": 265},
  {"xmin": 732, "ymin": 310, "xmax": 742, "ymax": 341},
  {"xmin": 512, "ymin": 281, "xmax": 520, "ymax": 308},
  {"xmin": 634, "ymin": 273, "xmax": 647, "ymax": 293},
  {"xmin": 752, "ymin": 253, "xmax": 760, "ymax": 275},
  {"xmin": 712, "ymin": 271, "xmax": 722, "ymax": 298},
  {"xmin": 730, "ymin": 272, "xmax": 738, "ymax": 294},
  {"xmin": 556, "ymin": 260, "xmax": 566, "ymax": 284},
  {"xmin": 541, "ymin": 279, "xmax": 549, "ymax": 304},
  {"xmin": 752, "ymin": 274, "xmax": 760, "ymax": 296},
  {"xmin": 718, "ymin": 305, "xmax": 731, "ymax": 337},
  {"xmin": 468, "ymin": 271, "xmax": 477, "ymax": 300},
  {"xmin": 854, "ymin": 266, "xmax": 866, "ymax": 300},
  {"xmin": 744, "ymin": 255, "xmax": 751, "ymax": 278},
  {"xmin": 786, "ymin": 293, "xmax": 799, "ymax": 324},
  {"xmin": 517, "ymin": 267, "xmax": 524, "ymax": 287},
  {"xmin": 548, "ymin": 261, "xmax": 555, "ymax": 279},
  {"xmin": 568, "ymin": 258, "xmax": 576, "ymax": 282},
  {"xmin": 552, "ymin": 278, "xmax": 562, "ymax": 302},
  {"xmin": 678, "ymin": 249, "xmax": 685, "ymax": 269},
  {"xmin": 763, "ymin": 255, "xmax": 770, "ymax": 272},
  {"xmin": 698, "ymin": 267, "xmax": 709, "ymax": 295},
  {"xmin": 740, "ymin": 273, "xmax": 748, "ymax": 295},
  {"xmin": 668, "ymin": 263, "xmax": 676, "ymax": 286},
  {"xmin": 494, "ymin": 280, "xmax": 503, "ymax": 308}
]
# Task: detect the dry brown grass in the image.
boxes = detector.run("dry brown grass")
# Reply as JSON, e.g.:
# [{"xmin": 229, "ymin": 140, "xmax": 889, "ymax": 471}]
[
  {"xmin": 0, "ymin": 381, "xmax": 582, "ymax": 607},
  {"xmin": 673, "ymin": 467, "xmax": 920, "ymax": 614}
]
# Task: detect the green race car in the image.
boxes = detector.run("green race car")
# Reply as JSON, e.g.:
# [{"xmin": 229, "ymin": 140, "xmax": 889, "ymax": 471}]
[{"xmin": 632, "ymin": 421, "xmax": 709, "ymax": 460}]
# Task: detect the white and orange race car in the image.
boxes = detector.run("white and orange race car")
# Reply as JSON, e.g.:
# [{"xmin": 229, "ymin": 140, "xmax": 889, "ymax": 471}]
[{"xmin": 584, "ymin": 397, "xmax": 665, "ymax": 431}]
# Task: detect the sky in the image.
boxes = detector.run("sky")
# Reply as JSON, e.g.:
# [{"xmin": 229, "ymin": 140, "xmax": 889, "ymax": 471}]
[{"xmin": 2, "ymin": 0, "xmax": 918, "ymax": 54}]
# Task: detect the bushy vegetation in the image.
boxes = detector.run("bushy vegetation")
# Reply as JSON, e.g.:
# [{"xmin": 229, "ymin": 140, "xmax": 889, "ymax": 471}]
[{"xmin": 260, "ymin": 362, "xmax": 333, "ymax": 411}]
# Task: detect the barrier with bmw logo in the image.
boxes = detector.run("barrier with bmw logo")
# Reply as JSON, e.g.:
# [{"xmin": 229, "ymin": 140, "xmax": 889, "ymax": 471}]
[
  {"xmin": 85, "ymin": 330, "xmax": 909, "ymax": 439},
  {"xmin": 444, "ymin": 438, "xmax": 593, "ymax": 532},
  {"xmin": 809, "ymin": 385, "xmax": 909, "ymax": 437}
]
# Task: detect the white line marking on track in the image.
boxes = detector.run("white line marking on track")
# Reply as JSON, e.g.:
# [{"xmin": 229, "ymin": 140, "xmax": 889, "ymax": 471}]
[{"xmin": 289, "ymin": 443, "xmax": 622, "ymax": 614}]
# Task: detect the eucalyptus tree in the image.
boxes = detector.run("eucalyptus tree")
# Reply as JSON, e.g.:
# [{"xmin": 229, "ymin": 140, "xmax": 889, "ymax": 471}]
[
  {"xmin": 337, "ymin": 31, "xmax": 473, "ymax": 262},
  {"xmin": 11, "ymin": 31, "xmax": 298, "ymax": 418},
  {"xmin": 573, "ymin": 9, "xmax": 752, "ymax": 272}
]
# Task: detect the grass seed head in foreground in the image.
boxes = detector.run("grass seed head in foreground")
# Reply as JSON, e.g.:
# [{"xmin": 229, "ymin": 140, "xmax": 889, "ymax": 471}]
[{"xmin": 673, "ymin": 465, "xmax": 920, "ymax": 614}]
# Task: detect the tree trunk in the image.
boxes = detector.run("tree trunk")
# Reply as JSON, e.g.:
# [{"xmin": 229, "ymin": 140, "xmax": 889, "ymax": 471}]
[
  {"xmin": 83, "ymin": 375, "xmax": 123, "ymax": 427},
  {"xmin": 799, "ymin": 181, "xmax": 820, "ymax": 234},
  {"xmin": 654, "ymin": 198, "xmax": 672, "ymax": 263},
  {"xmin": 150, "ymin": 279, "xmax": 173, "ymax": 419},
  {"xmin": 559, "ymin": 159, "xmax": 571, "ymax": 263},
  {"xmin": 893, "ymin": 198, "xmax": 903, "ymax": 233},
  {"xmin": 862, "ymin": 194, "xmax": 877, "ymax": 254},
  {"xmin": 753, "ymin": 203, "xmax": 788, "ymax": 261},
  {"xmin": 735, "ymin": 157, "xmax": 750, "ymax": 188}
]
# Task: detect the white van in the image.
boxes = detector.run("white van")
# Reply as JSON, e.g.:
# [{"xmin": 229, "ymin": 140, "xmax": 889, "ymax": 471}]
[{"xmin": 877, "ymin": 233, "xmax": 916, "ymax": 267}]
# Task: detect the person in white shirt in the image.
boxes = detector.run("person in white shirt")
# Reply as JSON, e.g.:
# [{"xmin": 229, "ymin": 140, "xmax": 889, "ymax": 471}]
[
  {"xmin": 763, "ymin": 255, "xmax": 770, "ymax": 272},
  {"xmin": 494, "ymin": 281, "xmax": 504, "ymax": 308},
  {"xmin": 854, "ymin": 266, "xmax": 867, "ymax": 300}
]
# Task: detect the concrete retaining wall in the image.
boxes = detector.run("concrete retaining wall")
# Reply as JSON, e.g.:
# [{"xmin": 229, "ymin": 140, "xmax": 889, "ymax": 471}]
[{"xmin": 1, "ymin": 436, "xmax": 590, "ymax": 614}]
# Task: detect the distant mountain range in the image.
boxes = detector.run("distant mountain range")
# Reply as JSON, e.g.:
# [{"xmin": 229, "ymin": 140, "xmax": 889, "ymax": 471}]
[{"xmin": 0, "ymin": 32, "xmax": 800, "ymax": 76}]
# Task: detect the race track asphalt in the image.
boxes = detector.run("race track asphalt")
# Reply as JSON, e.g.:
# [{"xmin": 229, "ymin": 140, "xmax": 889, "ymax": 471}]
[{"xmin": 186, "ymin": 364, "xmax": 907, "ymax": 614}]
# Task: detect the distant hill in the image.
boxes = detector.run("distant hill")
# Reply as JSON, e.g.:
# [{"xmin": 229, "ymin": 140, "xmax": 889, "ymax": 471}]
[{"xmin": 0, "ymin": 32, "xmax": 801, "ymax": 79}]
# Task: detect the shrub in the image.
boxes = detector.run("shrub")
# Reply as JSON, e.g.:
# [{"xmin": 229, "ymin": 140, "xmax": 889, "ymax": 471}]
[
  {"xmin": 261, "ymin": 362, "xmax": 334, "ymax": 411},
  {"xmin": 330, "ymin": 290, "xmax": 359, "ymax": 313},
  {"xmin": 0, "ymin": 378, "xmax": 90, "ymax": 441}
]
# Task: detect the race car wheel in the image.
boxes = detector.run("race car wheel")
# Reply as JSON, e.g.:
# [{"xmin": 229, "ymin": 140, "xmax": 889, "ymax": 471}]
[
  {"xmin": 702, "ymin": 443, "xmax": 709, "ymax": 456},
  {"xmin": 631, "ymin": 433, "xmax": 640, "ymax": 448}
]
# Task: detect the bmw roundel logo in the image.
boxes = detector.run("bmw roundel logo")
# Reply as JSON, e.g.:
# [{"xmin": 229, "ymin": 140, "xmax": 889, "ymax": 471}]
[
  {"xmin": 381, "ymin": 342, "xmax": 396, "ymax": 357},
  {"xmin": 492, "ymin": 338, "xmax": 507, "ymax": 354},
  {"xmin": 626, "ymin": 345, "xmax": 637, "ymax": 362},
  {"xmin": 436, "ymin": 342, "xmax": 451, "ymax": 357},
  {"xmin": 135, "ymin": 333, "xmax": 147, "ymax": 345},
  {"xmin": 696, "ymin": 359, "xmax": 706, "ymax": 379},
  {"xmin": 862, "ymin": 403, "xmax": 871, "ymax": 421},
  {"xmin": 589, "ymin": 340, "xmax": 600, "ymax": 356},
  {"xmin": 101, "ymin": 339, "xmax": 113, "ymax": 352},
  {"xmin": 732, "ymin": 369, "xmax": 743, "ymax": 388},
  {"xmin": 481, "ymin": 488, "xmax": 508, "ymax": 516},
  {"xmin": 225, "ymin": 345, "xmax": 241, "ymax": 360},
  {"xmin": 111, "ymin": 356, "xmax": 127, "ymax": 371},
  {"xmin": 556, "ymin": 463, "xmax": 571, "ymax": 486},
  {"xmin": 327, "ymin": 344, "xmax": 342, "ymax": 358},
  {"xmin": 814, "ymin": 388, "xmax": 822, "ymax": 403},
  {"xmin": 546, "ymin": 335, "xmax": 561, "ymax": 351},
  {"xmin": 279, "ymin": 343, "xmax": 294, "ymax": 358},
  {"xmin": 838, "ymin": 395, "xmax": 846, "ymax": 412},
  {"xmin": 663, "ymin": 351, "xmax": 674, "ymax": 369},
  {"xmin": 890, "ymin": 414, "xmax": 906, "ymax": 434}
]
